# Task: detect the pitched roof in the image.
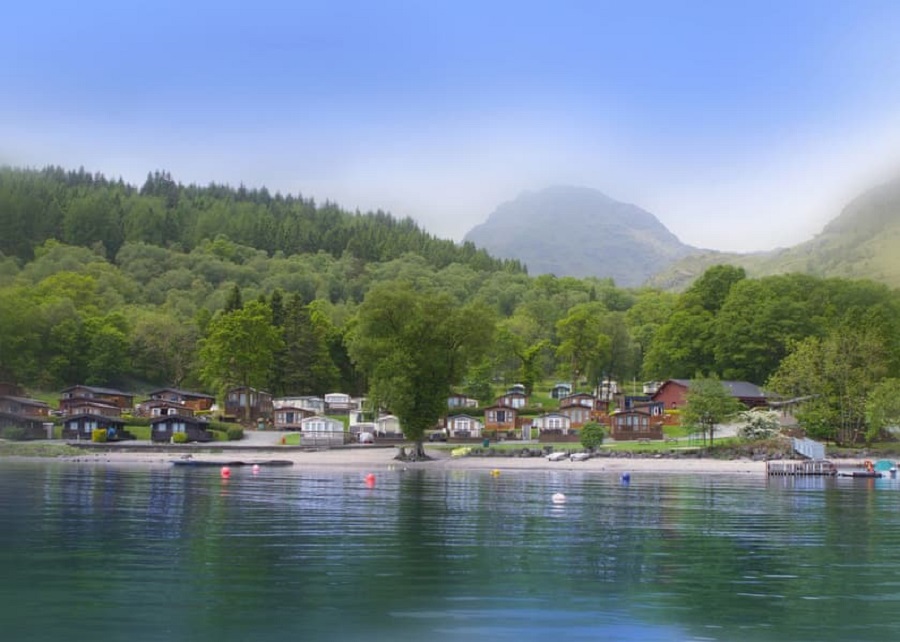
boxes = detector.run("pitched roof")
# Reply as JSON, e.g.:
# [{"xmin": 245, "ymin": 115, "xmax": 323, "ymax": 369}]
[
  {"xmin": 666, "ymin": 379, "xmax": 767, "ymax": 399},
  {"xmin": 0, "ymin": 396, "xmax": 50, "ymax": 408},
  {"xmin": 147, "ymin": 387, "xmax": 215, "ymax": 399},
  {"xmin": 64, "ymin": 413, "xmax": 125, "ymax": 424},
  {"xmin": 61, "ymin": 385, "xmax": 133, "ymax": 397}
]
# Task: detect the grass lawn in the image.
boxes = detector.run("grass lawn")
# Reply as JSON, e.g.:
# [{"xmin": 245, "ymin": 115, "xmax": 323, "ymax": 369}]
[{"xmin": 0, "ymin": 442, "xmax": 81, "ymax": 457}]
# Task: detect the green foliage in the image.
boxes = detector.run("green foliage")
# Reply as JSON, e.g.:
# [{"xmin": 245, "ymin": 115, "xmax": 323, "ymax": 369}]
[
  {"xmin": 226, "ymin": 426, "xmax": 244, "ymax": 441},
  {"xmin": 172, "ymin": 432, "xmax": 188, "ymax": 444},
  {"xmin": 349, "ymin": 281, "xmax": 495, "ymax": 454},
  {"xmin": 682, "ymin": 376, "xmax": 743, "ymax": 446},
  {"xmin": 198, "ymin": 301, "xmax": 284, "ymax": 415},
  {"xmin": 768, "ymin": 326, "xmax": 890, "ymax": 444},
  {"xmin": 0, "ymin": 426, "xmax": 27, "ymax": 441},
  {"xmin": 91, "ymin": 428, "xmax": 107, "ymax": 443},
  {"xmin": 865, "ymin": 378, "xmax": 900, "ymax": 444},
  {"xmin": 736, "ymin": 409, "xmax": 781, "ymax": 440},
  {"xmin": 580, "ymin": 422, "xmax": 607, "ymax": 449},
  {"xmin": 555, "ymin": 302, "xmax": 612, "ymax": 385}
]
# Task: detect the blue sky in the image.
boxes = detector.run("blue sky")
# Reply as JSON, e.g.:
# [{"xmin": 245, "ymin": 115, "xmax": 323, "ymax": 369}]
[{"xmin": 4, "ymin": 1, "xmax": 900, "ymax": 252}]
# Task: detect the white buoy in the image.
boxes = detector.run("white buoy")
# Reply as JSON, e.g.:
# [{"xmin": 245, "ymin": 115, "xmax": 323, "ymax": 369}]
[
  {"xmin": 552, "ymin": 492, "xmax": 567, "ymax": 504},
  {"xmin": 252, "ymin": 464, "xmax": 260, "ymax": 475}
]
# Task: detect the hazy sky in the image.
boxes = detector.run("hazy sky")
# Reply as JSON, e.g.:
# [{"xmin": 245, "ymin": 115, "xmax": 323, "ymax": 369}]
[{"xmin": 4, "ymin": 1, "xmax": 900, "ymax": 252}]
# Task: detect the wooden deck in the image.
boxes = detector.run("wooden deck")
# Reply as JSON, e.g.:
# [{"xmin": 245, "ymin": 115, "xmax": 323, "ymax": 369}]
[{"xmin": 766, "ymin": 460, "xmax": 836, "ymax": 476}]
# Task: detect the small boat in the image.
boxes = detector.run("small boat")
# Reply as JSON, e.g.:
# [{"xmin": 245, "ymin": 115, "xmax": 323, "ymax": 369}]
[
  {"xmin": 836, "ymin": 459, "xmax": 896, "ymax": 478},
  {"xmin": 569, "ymin": 452, "xmax": 591, "ymax": 462},
  {"xmin": 837, "ymin": 470, "xmax": 881, "ymax": 478},
  {"xmin": 547, "ymin": 452, "xmax": 569, "ymax": 462},
  {"xmin": 171, "ymin": 459, "xmax": 294, "ymax": 467}
]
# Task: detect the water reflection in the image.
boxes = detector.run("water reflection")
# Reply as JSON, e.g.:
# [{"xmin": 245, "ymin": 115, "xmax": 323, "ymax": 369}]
[{"xmin": 2, "ymin": 463, "xmax": 900, "ymax": 640}]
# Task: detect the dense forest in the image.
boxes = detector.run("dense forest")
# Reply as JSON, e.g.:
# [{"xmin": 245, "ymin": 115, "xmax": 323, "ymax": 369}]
[{"xmin": 2, "ymin": 166, "xmax": 900, "ymax": 444}]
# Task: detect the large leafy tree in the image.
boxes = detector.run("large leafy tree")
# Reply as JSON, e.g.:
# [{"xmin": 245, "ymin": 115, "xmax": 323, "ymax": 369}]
[
  {"xmin": 865, "ymin": 378, "xmax": 900, "ymax": 444},
  {"xmin": 279, "ymin": 293, "xmax": 340, "ymax": 396},
  {"xmin": 682, "ymin": 376, "xmax": 743, "ymax": 447},
  {"xmin": 711, "ymin": 275, "xmax": 819, "ymax": 383},
  {"xmin": 767, "ymin": 325, "xmax": 890, "ymax": 444},
  {"xmin": 198, "ymin": 301, "xmax": 284, "ymax": 420},
  {"xmin": 555, "ymin": 302, "xmax": 611, "ymax": 387},
  {"xmin": 643, "ymin": 265, "xmax": 745, "ymax": 380},
  {"xmin": 348, "ymin": 281, "xmax": 495, "ymax": 458}
]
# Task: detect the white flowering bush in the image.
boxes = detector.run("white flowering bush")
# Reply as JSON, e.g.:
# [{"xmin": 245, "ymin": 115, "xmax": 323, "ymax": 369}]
[{"xmin": 737, "ymin": 409, "xmax": 781, "ymax": 440}]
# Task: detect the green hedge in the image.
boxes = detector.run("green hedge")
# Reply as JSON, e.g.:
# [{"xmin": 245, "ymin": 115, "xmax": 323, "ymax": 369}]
[
  {"xmin": 226, "ymin": 427, "xmax": 244, "ymax": 441},
  {"xmin": 172, "ymin": 432, "xmax": 188, "ymax": 444},
  {"xmin": 91, "ymin": 429, "xmax": 107, "ymax": 443},
  {"xmin": 0, "ymin": 426, "xmax": 27, "ymax": 441}
]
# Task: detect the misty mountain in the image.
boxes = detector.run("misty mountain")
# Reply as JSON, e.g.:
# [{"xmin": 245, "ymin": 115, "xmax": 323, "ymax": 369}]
[
  {"xmin": 646, "ymin": 177, "xmax": 900, "ymax": 290},
  {"xmin": 463, "ymin": 186, "xmax": 699, "ymax": 287}
]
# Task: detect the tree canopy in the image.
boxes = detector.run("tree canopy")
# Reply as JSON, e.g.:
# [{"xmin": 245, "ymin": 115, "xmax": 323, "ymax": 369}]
[{"xmin": 348, "ymin": 281, "xmax": 495, "ymax": 457}]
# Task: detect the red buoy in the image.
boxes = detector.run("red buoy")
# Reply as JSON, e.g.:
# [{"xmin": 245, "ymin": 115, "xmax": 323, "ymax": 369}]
[{"xmin": 221, "ymin": 466, "xmax": 231, "ymax": 479}]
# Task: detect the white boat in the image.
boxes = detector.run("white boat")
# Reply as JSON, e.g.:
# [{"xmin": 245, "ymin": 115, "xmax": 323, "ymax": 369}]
[
  {"xmin": 569, "ymin": 452, "xmax": 591, "ymax": 462},
  {"xmin": 547, "ymin": 451, "xmax": 568, "ymax": 462}
]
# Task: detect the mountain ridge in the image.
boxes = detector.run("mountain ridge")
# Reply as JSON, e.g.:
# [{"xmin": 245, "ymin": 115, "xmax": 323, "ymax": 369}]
[{"xmin": 463, "ymin": 185, "xmax": 700, "ymax": 287}]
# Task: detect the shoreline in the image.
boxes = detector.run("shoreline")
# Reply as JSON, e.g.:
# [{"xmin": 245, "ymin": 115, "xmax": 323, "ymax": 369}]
[
  {"xmin": 0, "ymin": 443, "xmax": 781, "ymax": 475},
  {"xmin": 2, "ymin": 440, "xmax": 884, "ymax": 476}
]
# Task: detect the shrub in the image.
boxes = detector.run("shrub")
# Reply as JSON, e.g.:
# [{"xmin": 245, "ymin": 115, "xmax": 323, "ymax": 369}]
[
  {"xmin": 172, "ymin": 432, "xmax": 188, "ymax": 444},
  {"xmin": 580, "ymin": 422, "xmax": 607, "ymax": 450},
  {"xmin": 91, "ymin": 429, "xmax": 107, "ymax": 443},
  {"xmin": 0, "ymin": 426, "xmax": 27, "ymax": 441},
  {"xmin": 226, "ymin": 427, "xmax": 244, "ymax": 441},
  {"xmin": 737, "ymin": 409, "xmax": 780, "ymax": 440}
]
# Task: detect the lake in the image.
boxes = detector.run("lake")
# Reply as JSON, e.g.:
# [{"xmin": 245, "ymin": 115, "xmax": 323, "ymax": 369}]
[{"xmin": 2, "ymin": 461, "xmax": 900, "ymax": 641}]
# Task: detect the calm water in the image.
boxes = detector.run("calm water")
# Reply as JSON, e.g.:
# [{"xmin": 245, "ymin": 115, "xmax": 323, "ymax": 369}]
[{"xmin": 3, "ymin": 462, "xmax": 900, "ymax": 642}]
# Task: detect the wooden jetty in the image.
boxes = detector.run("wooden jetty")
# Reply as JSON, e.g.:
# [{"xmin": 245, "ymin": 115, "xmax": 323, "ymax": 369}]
[{"xmin": 766, "ymin": 460, "xmax": 836, "ymax": 476}]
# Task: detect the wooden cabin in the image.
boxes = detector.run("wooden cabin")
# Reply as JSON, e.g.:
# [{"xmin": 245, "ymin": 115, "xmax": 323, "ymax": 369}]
[
  {"xmin": 135, "ymin": 399, "xmax": 194, "ymax": 418},
  {"xmin": 62, "ymin": 414, "xmax": 128, "ymax": 441},
  {"xmin": 60, "ymin": 385, "xmax": 134, "ymax": 411},
  {"xmin": 150, "ymin": 415, "xmax": 213, "ymax": 443},
  {"xmin": 60, "ymin": 399, "xmax": 122, "ymax": 418},
  {"xmin": 495, "ymin": 392, "xmax": 527, "ymax": 409},
  {"xmin": 274, "ymin": 396, "xmax": 325, "ymax": 415},
  {"xmin": 224, "ymin": 386, "xmax": 273, "ymax": 422},
  {"xmin": 447, "ymin": 393, "xmax": 479, "ymax": 409},
  {"xmin": 0, "ymin": 411, "xmax": 47, "ymax": 439},
  {"xmin": 652, "ymin": 379, "xmax": 768, "ymax": 410},
  {"xmin": 0, "ymin": 396, "xmax": 51, "ymax": 417},
  {"xmin": 609, "ymin": 408, "xmax": 663, "ymax": 441},
  {"xmin": 273, "ymin": 406, "xmax": 315, "ymax": 430},
  {"xmin": 146, "ymin": 388, "xmax": 215, "ymax": 412},
  {"xmin": 484, "ymin": 405, "xmax": 518, "ymax": 436}
]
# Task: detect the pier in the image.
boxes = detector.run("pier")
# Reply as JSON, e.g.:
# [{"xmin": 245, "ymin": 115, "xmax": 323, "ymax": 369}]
[{"xmin": 766, "ymin": 460, "xmax": 836, "ymax": 476}]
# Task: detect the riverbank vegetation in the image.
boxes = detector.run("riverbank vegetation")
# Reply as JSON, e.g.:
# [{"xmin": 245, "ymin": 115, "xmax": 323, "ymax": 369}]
[{"xmin": 2, "ymin": 167, "xmax": 900, "ymax": 446}]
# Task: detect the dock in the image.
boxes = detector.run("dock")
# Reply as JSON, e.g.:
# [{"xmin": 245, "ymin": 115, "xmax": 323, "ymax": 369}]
[{"xmin": 766, "ymin": 460, "xmax": 836, "ymax": 476}]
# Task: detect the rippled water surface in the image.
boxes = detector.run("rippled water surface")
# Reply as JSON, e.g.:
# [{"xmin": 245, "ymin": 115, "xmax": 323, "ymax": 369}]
[{"xmin": 3, "ymin": 462, "xmax": 900, "ymax": 641}]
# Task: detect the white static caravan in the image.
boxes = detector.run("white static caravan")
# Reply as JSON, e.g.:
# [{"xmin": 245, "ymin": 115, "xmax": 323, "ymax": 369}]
[{"xmin": 299, "ymin": 416, "xmax": 346, "ymax": 446}]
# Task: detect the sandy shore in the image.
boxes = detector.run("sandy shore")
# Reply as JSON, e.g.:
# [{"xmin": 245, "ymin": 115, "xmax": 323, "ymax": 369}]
[{"xmin": 39, "ymin": 444, "xmax": 778, "ymax": 475}]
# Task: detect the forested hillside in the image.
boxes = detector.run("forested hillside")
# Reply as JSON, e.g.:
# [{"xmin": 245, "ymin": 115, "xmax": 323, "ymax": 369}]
[
  {"xmin": 2, "ymin": 166, "xmax": 900, "ymax": 444},
  {"xmin": 0, "ymin": 166, "xmax": 522, "ymax": 272}
]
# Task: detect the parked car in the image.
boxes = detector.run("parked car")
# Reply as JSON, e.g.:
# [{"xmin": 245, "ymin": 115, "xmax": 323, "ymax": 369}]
[{"xmin": 428, "ymin": 431, "xmax": 448, "ymax": 442}]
